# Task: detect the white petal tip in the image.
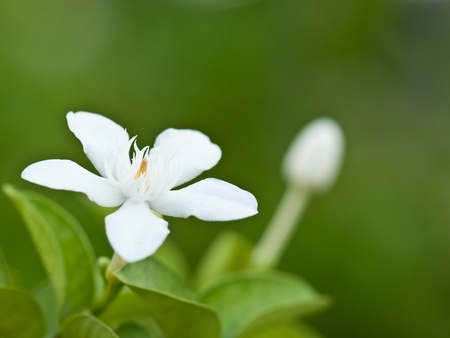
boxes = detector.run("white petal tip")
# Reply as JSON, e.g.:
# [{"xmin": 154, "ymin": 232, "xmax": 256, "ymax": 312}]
[
  {"xmin": 283, "ymin": 117, "xmax": 345, "ymax": 193},
  {"xmin": 108, "ymin": 225, "xmax": 170, "ymax": 263},
  {"xmin": 105, "ymin": 200, "xmax": 171, "ymax": 263},
  {"xmin": 151, "ymin": 178, "xmax": 258, "ymax": 222}
]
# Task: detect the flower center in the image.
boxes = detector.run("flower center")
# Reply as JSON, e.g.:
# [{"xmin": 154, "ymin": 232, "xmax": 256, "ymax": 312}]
[{"xmin": 134, "ymin": 158, "xmax": 148, "ymax": 179}]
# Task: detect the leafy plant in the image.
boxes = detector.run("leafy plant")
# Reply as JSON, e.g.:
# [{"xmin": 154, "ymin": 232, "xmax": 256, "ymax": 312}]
[
  {"xmin": 1, "ymin": 115, "xmax": 342, "ymax": 337},
  {"xmin": 1, "ymin": 184, "xmax": 329, "ymax": 337}
]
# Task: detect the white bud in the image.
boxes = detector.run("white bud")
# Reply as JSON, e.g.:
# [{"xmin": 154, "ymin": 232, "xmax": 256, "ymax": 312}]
[{"xmin": 282, "ymin": 117, "xmax": 345, "ymax": 193}]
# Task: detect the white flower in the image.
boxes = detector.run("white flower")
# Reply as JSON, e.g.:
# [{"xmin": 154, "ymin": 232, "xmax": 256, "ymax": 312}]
[
  {"xmin": 22, "ymin": 112, "xmax": 258, "ymax": 262},
  {"xmin": 282, "ymin": 117, "xmax": 344, "ymax": 193}
]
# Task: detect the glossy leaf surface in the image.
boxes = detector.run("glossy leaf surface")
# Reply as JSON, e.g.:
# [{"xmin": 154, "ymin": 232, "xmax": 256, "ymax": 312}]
[
  {"xmin": 198, "ymin": 271, "xmax": 329, "ymax": 338},
  {"xmin": 0, "ymin": 286, "xmax": 45, "ymax": 338},
  {"xmin": 115, "ymin": 322, "xmax": 154, "ymax": 338},
  {"xmin": 4, "ymin": 184, "xmax": 97, "ymax": 314},
  {"xmin": 61, "ymin": 313, "xmax": 119, "ymax": 338},
  {"xmin": 116, "ymin": 257, "xmax": 220, "ymax": 338},
  {"xmin": 33, "ymin": 280, "xmax": 59, "ymax": 338}
]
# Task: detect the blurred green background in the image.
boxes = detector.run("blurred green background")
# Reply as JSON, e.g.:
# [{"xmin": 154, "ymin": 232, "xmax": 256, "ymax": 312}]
[{"xmin": 1, "ymin": 0, "xmax": 450, "ymax": 336}]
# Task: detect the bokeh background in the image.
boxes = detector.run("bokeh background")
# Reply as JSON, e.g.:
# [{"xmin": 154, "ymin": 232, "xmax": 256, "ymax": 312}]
[{"xmin": 1, "ymin": 0, "xmax": 450, "ymax": 336}]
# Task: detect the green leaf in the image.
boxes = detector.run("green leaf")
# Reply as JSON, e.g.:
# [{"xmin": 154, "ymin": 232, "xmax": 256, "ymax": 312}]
[
  {"xmin": 117, "ymin": 256, "xmax": 190, "ymax": 297},
  {"xmin": 0, "ymin": 247, "xmax": 11, "ymax": 285},
  {"xmin": 197, "ymin": 271, "xmax": 329, "ymax": 338},
  {"xmin": 0, "ymin": 286, "xmax": 45, "ymax": 338},
  {"xmin": 152, "ymin": 239, "xmax": 190, "ymax": 282},
  {"xmin": 115, "ymin": 257, "xmax": 220, "ymax": 338},
  {"xmin": 99, "ymin": 286, "xmax": 150, "ymax": 322},
  {"xmin": 195, "ymin": 231, "xmax": 253, "ymax": 290},
  {"xmin": 242, "ymin": 322, "xmax": 323, "ymax": 338},
  {"xmin": 115, "ymin": 322, "xmax": 153, "ymax": 338},
  {"xmin": 3, "ymin": 184, "xmax": 97, "ymax": 314},
  {"xmin": 60, "ymin": 313, "xmax": 119, "ymax": 338},
  {"xmin": 100, "ymin": 288, "xmax": 165, "ymax": 337},
  {"xmin": 33, "ymin": 280, "xmax": 59, "ymax": 338},
  {"xmin": 100, "ymin": 287, "xmax": 156, "ymax": 324}
]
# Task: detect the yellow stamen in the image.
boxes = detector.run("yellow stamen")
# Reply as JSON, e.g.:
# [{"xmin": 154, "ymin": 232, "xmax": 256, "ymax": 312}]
[{"xmin": 134, "ymin": 158, "xmax": 148, "ymax": 179}]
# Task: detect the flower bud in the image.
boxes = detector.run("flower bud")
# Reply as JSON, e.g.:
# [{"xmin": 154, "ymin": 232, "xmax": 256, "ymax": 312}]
[{"xmin": 282, "ymin": 117, "xmax": 345, "ymax": 193}]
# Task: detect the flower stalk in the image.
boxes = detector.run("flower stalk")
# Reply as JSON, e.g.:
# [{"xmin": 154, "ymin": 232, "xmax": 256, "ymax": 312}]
[
  {"xmin": 105, "ymin": 252, "xmax": 126, "ymax": 283},
  {"xmin": 91, "ymin": 253, "xmax": 125, "ymax": 316},
  {"xmin": 251, "ymin": 185, "xmax": 309, "ymax": 268},
  {"xmin": 252, "ymin": 117, "xmax": 344, "ymax": 269}
]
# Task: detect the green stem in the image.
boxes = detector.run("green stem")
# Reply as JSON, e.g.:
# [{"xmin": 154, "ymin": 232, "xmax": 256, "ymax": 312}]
[
  {"xmin": 91, "ymin": 253, "xmax": 125, "ymax": 316},
  {"xmin": 251, "ymin": 185, "xmax": 309, "ymax": 269},
  {"xmin": 91, "ymin": 278, "xmax": 123, "ymax": 316}
]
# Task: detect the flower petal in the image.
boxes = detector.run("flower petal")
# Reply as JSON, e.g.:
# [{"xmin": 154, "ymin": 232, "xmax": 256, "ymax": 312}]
[
  {"xmin": 67, "ymin": 111, "xmax": 130, "ymax": 177},
  {"xmin": 149, "ymin": 128, "xmax": 222, "ymax": 188},
  {"xmin": 105, "ymin": 200, "xmax": 170, "ymax": 263},
  {"xmin": 150, "ymin": 178, "xmax": 258, "ymax": 221},
  {"xmin": 21, "ymin": 160, "xmax": 125, "ymax": 207}
]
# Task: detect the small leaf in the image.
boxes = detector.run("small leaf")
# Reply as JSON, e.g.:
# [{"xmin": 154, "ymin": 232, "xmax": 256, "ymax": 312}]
[
  {"xmin": 60, "ymin": 313, "xmax": 119, "ymax": 338},
  {"xmin": 0, "ymin": 247, "xmax": 11, "ymax": 285},
  {"xmin": 0, "ymin": 286, "xmax": 45, "ymax": 338},
  {"xmin": 33, "ymin": 280, "xmax": 59, "ymax": 338},
  {"xmin": 116, "ymin": 257, "xmax": 191, "ymax": 298},
  {"xmin": 115, "ymin": 322, "xmax": 153, "ymax": 338},
  {"xmin": 195, "ymin": 231, "xmax": 253, "ymax": 290},
  {"xmin": 198, "ymin": 271, "xmax": 329, "ymax": 338},
  {"xmin": 4, "ymin": 184, "xmax": 97, "ymax": 314},
  {"xmin": 116, "ymin": 257, "xmax": 220, "ymax": 338}
]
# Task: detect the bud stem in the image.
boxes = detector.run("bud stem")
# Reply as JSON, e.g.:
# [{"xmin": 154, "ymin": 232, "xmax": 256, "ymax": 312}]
[
  {"xmin": 91, "ymin": 252, "xmax": 125, "ymax": 316},
  {"xmin": 106, "ymin": 252, "xmax": 125, "ymax": 282},
  {"xmin": 251, "ymin": 185, "xmax": 309, "ymax": 269}
]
